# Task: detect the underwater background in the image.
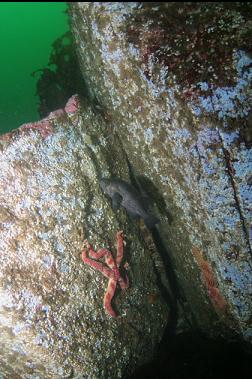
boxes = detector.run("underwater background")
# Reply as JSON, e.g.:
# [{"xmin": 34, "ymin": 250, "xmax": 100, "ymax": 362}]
[{"xmin": 0, "ymin": 2, "xmax": 68, "ymax": 134}]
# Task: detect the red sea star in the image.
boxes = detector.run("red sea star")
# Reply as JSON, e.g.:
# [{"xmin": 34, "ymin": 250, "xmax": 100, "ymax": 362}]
[{"xmin": 81, "ymin": 231, "xmax": 129, "ymax": 317}]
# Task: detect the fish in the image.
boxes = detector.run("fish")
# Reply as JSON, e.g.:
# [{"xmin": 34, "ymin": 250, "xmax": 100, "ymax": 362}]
[{"xmin": 99, "ymin": 177, "xmax": 159, "ymax": 229}]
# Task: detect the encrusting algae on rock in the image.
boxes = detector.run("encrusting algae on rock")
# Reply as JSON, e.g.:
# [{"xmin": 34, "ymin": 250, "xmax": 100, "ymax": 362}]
[{"xmin": 192, "ymin": 246, "xmax": 228, "ymax": 312}]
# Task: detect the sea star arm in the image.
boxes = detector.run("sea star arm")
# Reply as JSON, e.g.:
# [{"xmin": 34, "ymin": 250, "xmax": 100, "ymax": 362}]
[
  {"xmin": 84, "ymin": 241, "xmax": 111, "ymax": 260},
  {"xmin": 105, "ymin": 251, "xmax": 117, "ymax": 270},
  {"xmin": 82, "ymin": 250, "xmax": 112, "ymax": 279},
  {"xmin": 104, "ymin": 278, "xmax": 117, "ymax": 317}
]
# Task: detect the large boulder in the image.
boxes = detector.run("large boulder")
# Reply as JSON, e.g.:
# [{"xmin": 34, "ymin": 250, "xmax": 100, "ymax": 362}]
[
  {"xmin": 0, "ymin": 97, "xmax": 168, "ymax": 378},
  {"xmin": 69, "ymin": 2, "xmax": 252, "ymax": 343}
]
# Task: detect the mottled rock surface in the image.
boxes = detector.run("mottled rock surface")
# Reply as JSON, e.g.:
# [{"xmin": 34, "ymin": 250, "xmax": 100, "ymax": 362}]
[
  {"xmin": 69, "ymin": 2, "xmax": 252, "ymax": 343},
  {"xmin": 0, "ymin": 97, "xmax": 168, "ymax": 378},
  {"xmin": 1, "ymin": 2, "xmax": 252, "ymax": 378}
]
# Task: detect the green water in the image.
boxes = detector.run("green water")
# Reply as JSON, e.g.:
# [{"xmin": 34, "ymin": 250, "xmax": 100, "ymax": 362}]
[{"xmin": 0, "ymin": 2, "xmax": 69, "ymax": 135}]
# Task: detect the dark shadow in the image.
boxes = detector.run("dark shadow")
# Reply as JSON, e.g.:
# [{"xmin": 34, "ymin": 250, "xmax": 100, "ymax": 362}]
[
  {"xmin": 135, "ymin": 175, "xmax": 174, "ymax": 225},
  {"xmin": 148, "ymin": 224, "xmax": 198, "ymax": 352},
  {"xmin": 126, "ymin": 157, "xmax": 192, "ymax": 338},
  {"xmin": 127, "ymin": 332, "xmax": 252, "ymax": 379}
]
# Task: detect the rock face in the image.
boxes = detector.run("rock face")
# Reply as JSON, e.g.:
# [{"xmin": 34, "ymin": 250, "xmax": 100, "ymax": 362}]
[
  {"xmin": 69, "ymin": 2, "xmax": 252, "ymax": 343},
  {"xmin": 0, "ymin": 97, "xmax": 168, "ymax": 378},
  {"xmin": 1, "ymin": 2, "xmax": 252, "ymax": 378}
]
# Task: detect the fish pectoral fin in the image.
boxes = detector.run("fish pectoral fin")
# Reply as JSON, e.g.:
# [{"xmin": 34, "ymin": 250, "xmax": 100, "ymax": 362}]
[{"xmin": 112, "ymin": 192, "xmax": 123, "ymax": 210}]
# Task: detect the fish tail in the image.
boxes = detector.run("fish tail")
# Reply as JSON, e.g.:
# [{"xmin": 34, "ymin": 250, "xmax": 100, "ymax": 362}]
[{"xmin": 144, "ymin": 214, "xmax": 159, "ymax": 229}]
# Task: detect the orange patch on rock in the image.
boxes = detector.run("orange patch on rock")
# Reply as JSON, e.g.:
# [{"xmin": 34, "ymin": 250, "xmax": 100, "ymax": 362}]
[{"xmin": 192, "ymin": 246, "xmax": 227, "ymax": 312}]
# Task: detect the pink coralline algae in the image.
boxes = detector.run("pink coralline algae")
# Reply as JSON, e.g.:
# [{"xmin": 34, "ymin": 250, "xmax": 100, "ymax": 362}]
[
  {"xmin": 47, "ymin": 108, "xmax": 66, "ymax": 120},
  {"xmin": 0, "ymin": 95, "xmax": 80, "ymax": 142},
  {"xmin": 81, "ymin": 231, "xmax": 129, "ymax": 317},
  {"xmin": 192, "ymin": 246, "xmax": 228, "ymax": 312},
  {"xmin": 126, "ymin": 3, "xmax": 252, "ymax": 121},
  {"xmin": 64, "ymin": 94, "xmax": 79, "ymax": 114},
  {"xmin": 0, "ymin": 131, "xmax": 16, "ymax": 142},
  {"xmin": 19, "ymin": 120, "xmax": 54, "ymax": 139}
]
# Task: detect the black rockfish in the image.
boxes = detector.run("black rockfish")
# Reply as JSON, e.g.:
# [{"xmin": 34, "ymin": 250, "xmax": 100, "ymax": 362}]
[{"xmin": 99, "ymin": 177, "xmax": 159, "ymax": 229}]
